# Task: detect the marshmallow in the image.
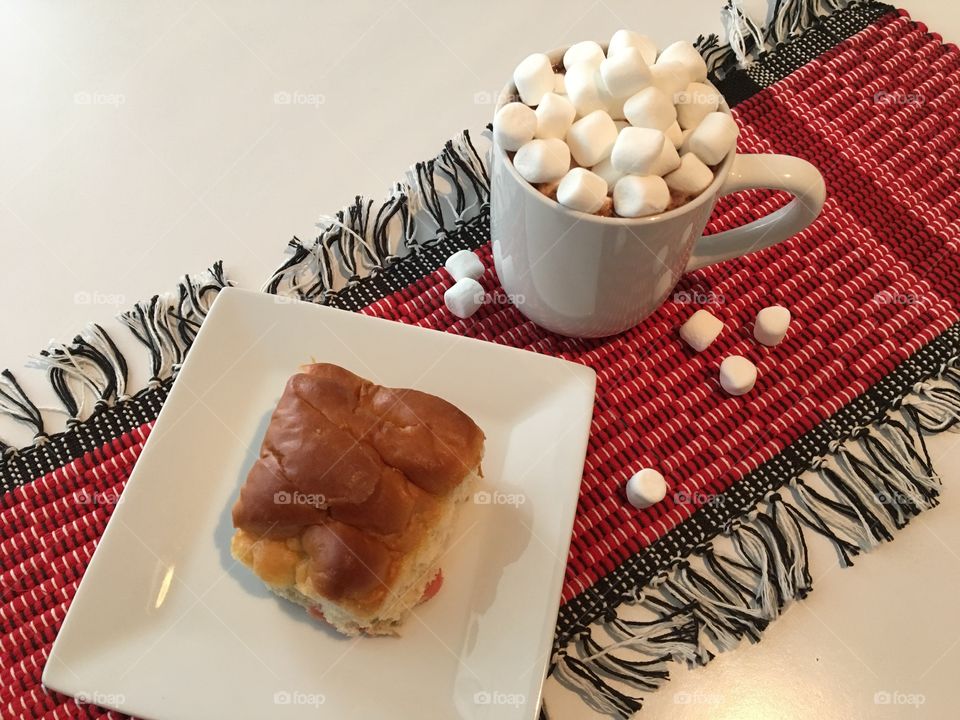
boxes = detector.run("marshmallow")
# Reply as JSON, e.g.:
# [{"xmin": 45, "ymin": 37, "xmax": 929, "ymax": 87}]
[
  {"xmin": 676, "ymin": 82, "xmax": 720, "ymax": 129},
  {"xmin": 513, "ymin": 53, "xmax": 555, "ymax": 105},
  {"xmin": 719, "ymin": 356, "xmax": 757, "ymax": 396},
  {"xmin": 686, "ymin": 111, "xmax": 739, "ymax": 165},
  {"xmin": 535, "ymin": 92, "xmax": 576, "ymax": 139},
  {"xmin": 664, "ymin": 153, "xmax": 714, "ymax": 196},
  {"xmin": 493, "ymin": 102, "xmax": 537, "ymax": 151},
  {"xmin": 444, "ymin": 277, "xmax": 484, "ymax": 319},
  {"xmin": 679, "ymin": 309, "xmax": 723, "ymax": 351},
  {"xmin": 566, "ymin": 110, "xmax": 618, "ymax": 167},
  {"xmin": 650, "ymin": 61, "xmax": 691, "ymax": 98},
  {"xmin": 613, "ymin": 175, "xmax": 669, "ymax": 217},
  {"xmin": 563, "ymin": 40, "xmax": 605, "ymax": 70},
  {"xmin": 651, "ymin": 137, "xmax": 681, "ymax": 176},
  {"xmin": 590, "ymin": 157, "xmax": 624, "ymax": 192},
  {"xmin": 608, "ymin": 30, "xmax": 657, "ymax": 65},
  {"xmin": 513, "ymin": 138, "xmax": 570, "ymax": 183},
  {"xmin": 554, "ymin": 73, "xmax": 566, "ymax": 95},
  {"xmin": 611, "ymin": 126, "xmax": 664, "ymax": 174},
  {"xmin": 556, "ymin": 168, "xmax": 608, "ymax": 213},
  {"xmin": 665, "ymin": 121, "xmax": 682, "ymax": 148},
  {"xmin": 565, "ymin": 63, "xmax": 608, "ymax": 117},
  {"xmin": 444, "ymin": 250, "xmax": 484, "ymax": 281},
  {"xmin": 657, "ymin": 40, "xmax": 707, "ymax": 83},
  {"xmin": 600, "ymin": 47, "xmax": 651, "ymax": 99},
  {"xmin": 626, "ymin": 468, "xmax": 667, "ymax": 509},
  {"xmin": 754, "ymin": 305, "xmax": 791, "ymax": 346},
  {"xmin": 624, "ymin": 86, "xmax": 676, "ymax": 130}
]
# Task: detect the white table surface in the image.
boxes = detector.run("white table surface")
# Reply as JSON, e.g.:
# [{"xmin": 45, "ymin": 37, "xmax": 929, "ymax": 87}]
[{"xmin": 3, "ymin": 1, "xmax": 959, "ymax": 718}]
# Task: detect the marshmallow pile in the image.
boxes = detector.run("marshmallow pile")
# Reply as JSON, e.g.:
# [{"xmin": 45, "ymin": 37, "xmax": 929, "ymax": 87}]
[{"xmin": 494, "ymin": 31, "xmax": 738, "ymax": 217}]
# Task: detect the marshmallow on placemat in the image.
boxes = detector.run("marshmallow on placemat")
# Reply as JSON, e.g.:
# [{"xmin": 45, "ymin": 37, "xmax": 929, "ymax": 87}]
[
  {"xmin": 600, "ymin": 47, "xmax": 651, "ymax": 99},
  {"xmin": 444, "ymin": 250, "xmax": 484, "ymax": 282},
  {"xmin": 664, "ymin": 153, "xmax": 714, "ymax": 196},
  {"xmin": 563, "ymin": 40, "xmax": 605, "ymax": 70},
  {"xmin": 719, "ymin": 356, "xmax": 757, "ymax": 396},
  {"xmin": 444, "ymin": 278, "xmax": 484, "ymax": 319},
  {"xmin": 566, "ymin": 110, "xmax": 618, "ymax": 167},
  {"xmin": 613, "ymin": 175, "xmax": 669, "ymax": 217},
  {"xmin": 650, "ymin": 61, "xmax": 691, "ymax": 99},
  {"xmin": 556, "ymin": 168, "xmax": 608, "ymax": 213},
  {"xmin": 493, "ymin": 102, "xmax": 537, "ymax": 151},
  {"xmin": 679, "ymin": 309, "xmax": 723, "ymax": 351},
  {"xmin": 608, "ymin": 30, "xmax": 657, "ymax": 65},
  {"xmin": 676, "ymin": 82, "xmax": 720, "ymax": 129},
  {"xmin": 535, "ymin": 92, "xmax": 576, "ymax": 139},
  {"xmin": 657, "ymin": 40, "xmax": 707, "ymax": 82},
  {"xmin": 754, "ymin": 305, "xmax": 791, "ymax": 346},
  {"xmin": 590, "ymin": 157, "xmax": 624, "ymax": 192},
  {"xmin": 685, "ymin": 111, "xmax": 739, "ymax": 165},
  {"xmin": 513, "ymin": 53, "xmax": 554, "ymax": 105},
  {"xmin": 624, "ymin": 87, "xmax": 676, "ymax": 130},
  {"xmin": 513, "ymin": 138, "xmax": 570, "ymax": 183},
  {"xmin": 625, "ymin": 468, "xmax": 667, "ymax": 509},
  {"xmin": 611, "ymin": 126, "xmax": 664, "ymax": 174}
]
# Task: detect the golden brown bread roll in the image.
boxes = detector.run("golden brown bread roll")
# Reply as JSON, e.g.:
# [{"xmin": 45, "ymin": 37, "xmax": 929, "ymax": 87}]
[{"xmin": 231, "ymin": 363, "xmax": 484, "ymax": 635}]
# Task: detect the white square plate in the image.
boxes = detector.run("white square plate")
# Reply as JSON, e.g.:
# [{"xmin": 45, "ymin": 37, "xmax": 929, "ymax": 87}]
[{"xmin": 43, "ymin": 288, "xmax": 596, "ymax": 720}]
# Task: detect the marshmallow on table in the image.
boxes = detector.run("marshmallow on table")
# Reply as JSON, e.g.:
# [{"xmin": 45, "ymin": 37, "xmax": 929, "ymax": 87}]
[
  {"xmin": 719, "ymin": 356, "xmax": 758, "ymax": 396},
  {"xmin": 665, "ymin": 121, "xmax": 682, "ymax": 148},
  {"xmin": 754, "ymin": 305, "xmax": 791, "ymax": 346},
  {"xmin": 444, "ymin": 278, "xmax": 484, "ymax": 319},
  {"xmin": 556, "ymin": 168, "xmax": 608, "ymax": 213},
  {"xmin": 676, "ymin": 82, "xmax": 720, "ymax": 129},
  {"xmin": 513, "ymin": 138, "xmax": 570, "ymax": 183},
  {"xmin": 679, "ymin": 309, "xmax": 723, "ymax": 351},
  {"xmin": 493, "ymin": 102, "xmax": 537, "ymax": 151},
  {"xmin": 650, "ymin": 137, "xmax": 681, "ymax": 176},
  {"xmin": 535, "ymin": 92, "xmax": 576, "ymax": 139},
  {"xmin": 566, "ymin": 110, "xmax": 618, "ymax": 167},
  {"xmin": 590, "ymin": 157, "xmax": 624, "ymax": 192},
  {"xmin": 444, "ymin": 250, "xmax": 484, "ymax": 281},
  {"xmin": 657, "ymin": 40, "xmax": 707, "ymax": 83},
  {"xmin": 608, "ymin": 29, "xmax": 657, "ymax": 65},
  {"xmin": 685, "ymin": 111, "xmax": 739, "ymax": 165},
  {"xmin": 611, "ymin": 126, "xmax": 664, "ymax": 174},
  {"xmin": 600, "ymin": 47, "xmax": 651, "ymax": 99},
  {"xmin": 513, "ymin": 53, "xmax": 554, "ymax": 105},
  {"xmin": 664, "ymin": 153, "xmax": 714, "ymax": 196},
  {"xmin": 625, "ymin": 468, "xmax": 667, "ymax": 509},
  {"xmin": 613, "ymin": 175, "xmax": 669, "ymax": 217},
  {"xmin": 650, "ymin": 61, "xmax": 691, "ymax": 98},
  {"xmin": 563, "ymin": 40, "xmax": 605, "ymax": 70},
  {"xmin": 553, "ymin": 73, "xmax": 566, "ymax": 95},
  {"xmin": 624, "ymin": 87, "xmax": 676, "ymax": 130}
]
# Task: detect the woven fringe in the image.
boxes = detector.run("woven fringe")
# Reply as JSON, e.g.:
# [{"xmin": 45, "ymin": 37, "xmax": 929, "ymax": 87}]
[
  {"xmin": 705, "ymin": 0, "xmax": 869, "ymax": 78},
  {"xmin": 262, "ymin": 129, "xmax": 490, "ymax": 304},
  {"xmin": 551, "ymin": 358, "xmax": 959, "ymax": 718},
  {"xmin": 0, "ymin": 262, "xmax": 230, "ymax": 452}
]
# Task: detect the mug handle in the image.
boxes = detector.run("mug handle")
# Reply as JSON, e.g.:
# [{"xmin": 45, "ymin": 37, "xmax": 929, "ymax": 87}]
[{"xmin": 685, "ymin": 154, "xmax": 826, "ymax": 272}]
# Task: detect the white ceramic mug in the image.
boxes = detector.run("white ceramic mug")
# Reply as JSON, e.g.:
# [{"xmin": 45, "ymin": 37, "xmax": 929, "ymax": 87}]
[{"xmin": 490, "ymin": 49, "xmax": 826, "ymax": 338}]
